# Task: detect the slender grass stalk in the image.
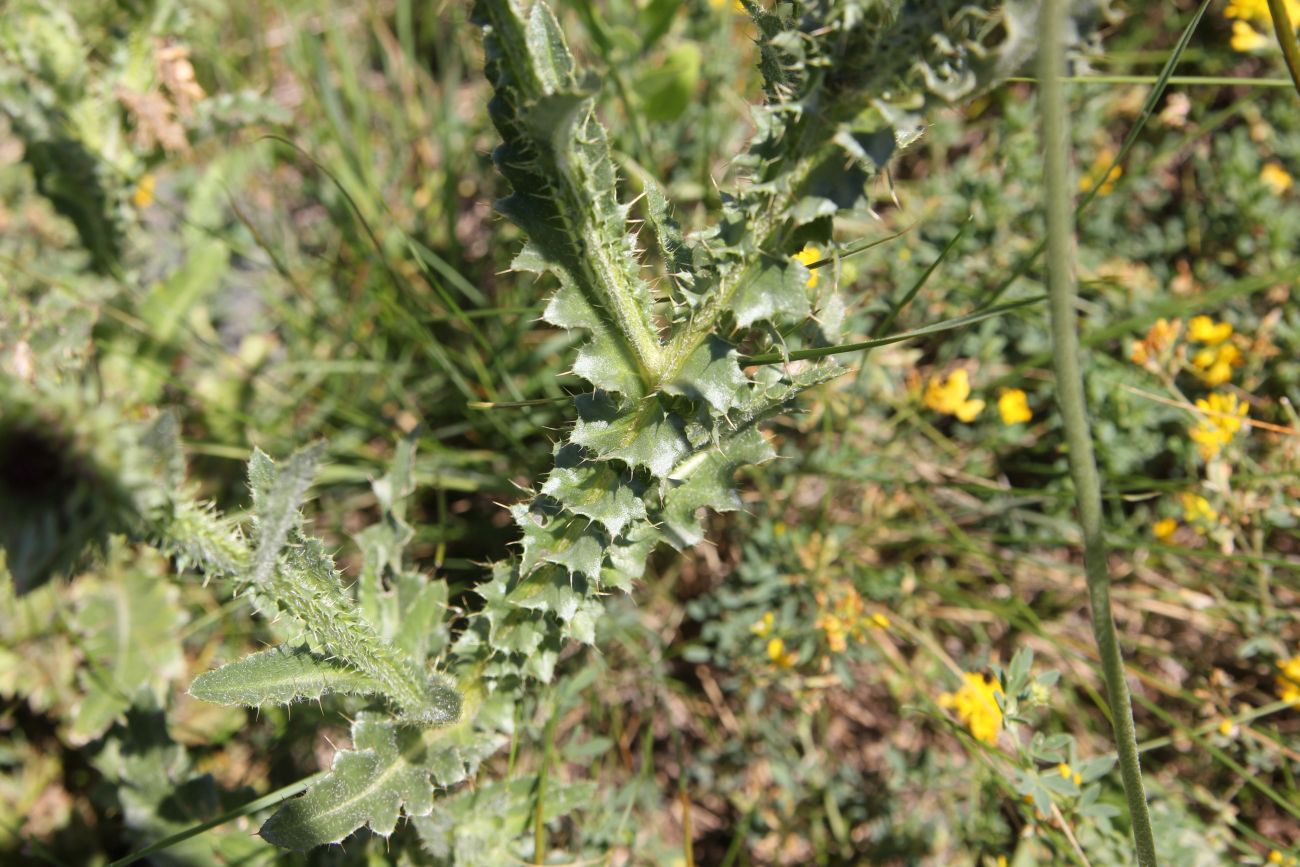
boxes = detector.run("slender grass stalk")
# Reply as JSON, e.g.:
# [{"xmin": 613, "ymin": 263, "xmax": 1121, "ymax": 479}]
[
  {"xmin": 1039, "ymin": 2, "xmax": 1157, "ymax": 864},
  {"xmin": 1266, "ymin": 0, "xmax": 1300, "ymax": 97},
  {"xmin": 105, "ymin": 773, "xmax": 325, "ymax": 867}
]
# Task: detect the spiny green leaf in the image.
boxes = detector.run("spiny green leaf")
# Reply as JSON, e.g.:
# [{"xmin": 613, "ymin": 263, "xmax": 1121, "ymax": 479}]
[
  {"xmin": 664, "ymin": 335, "xmax": 748, "ymax": 414},
  {"xmin": 260, "ymin": 713, "xmax": 434, "ymax": 848},
  {"xmin": 189, "ymin": 646, "xmax": 383, "ymax": 707},
  {"xmin": 267, "ymin": 537, "xmax": 460, "ymax": 725},
  {"xmin": 571, "ymin": 392, "xmax": 691, "ymax": 478},
  {"xmin": 660, "ymin": 426, "xmax": 775, "ymax": 548},
  {"xmin": 540, "ymin": 445, "xmax": 648, "ymax": 538},
  {"xmin": 248, "ymin": 443, "xmax": 324, "ymax": 587},
  {"xmin": 477, "ymin": 0, "xmax": 664, "ymax": 393},
  {"xmin": 732, "ymin": 254, "xmax": 813, "ymax": 329},
  {"xmin": 511, "ymin": 500, "xmax": 607, "ymax": 581}
]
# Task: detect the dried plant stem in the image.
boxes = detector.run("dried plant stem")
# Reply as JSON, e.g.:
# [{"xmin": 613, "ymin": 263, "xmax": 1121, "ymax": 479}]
[{"xmin": 1039, "ymin": 1, "xmax": 1158, "ymax": 864}]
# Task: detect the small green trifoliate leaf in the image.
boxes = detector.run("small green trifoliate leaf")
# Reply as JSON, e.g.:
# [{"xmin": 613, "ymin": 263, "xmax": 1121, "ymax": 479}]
[
  {"xmin": 541, "ymin": 445, "xmax": 647, "ymax": 538},
  {"xmin": 660, "ymin": 425, "xmax": 775, "ymax": 548},
  {"xmin": 571, "ymin": 392, "xmax": 690, "ymax": 478},
  {"xmin": 664, "ymin": 336, "xmax": 748, "ymax": 414},
  {"xmin": 189, "ymin": 646, "xmax": 383, "ymax": 707},
  {"xmin": 260, "ymin": 712, "xmax": 437, "ymax": 848},
  {"xmin": 247, "ymin": 443, "xmax": 324, "ymax": 586}
]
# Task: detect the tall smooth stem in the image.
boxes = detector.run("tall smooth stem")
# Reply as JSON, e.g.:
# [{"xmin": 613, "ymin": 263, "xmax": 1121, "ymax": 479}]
[{"xmin": 1038, "ymin": 1, "xmax": 1158, "ymax": 864}]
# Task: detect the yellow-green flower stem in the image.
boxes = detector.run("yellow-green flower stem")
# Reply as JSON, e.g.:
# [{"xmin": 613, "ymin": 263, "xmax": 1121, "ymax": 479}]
[
  {"xmin": 1267, "ymin": 0, "xmax": 1300, "ymax": 98},
  {"xmin": 1039, "ymin": 1, "xmax": 1157, "ymax": 864}
]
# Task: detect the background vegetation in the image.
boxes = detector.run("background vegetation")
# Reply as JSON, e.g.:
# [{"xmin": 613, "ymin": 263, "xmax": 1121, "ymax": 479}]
[{"xmin": 1, "ymin": 0, "xmax": 1299, "ymax": 864}]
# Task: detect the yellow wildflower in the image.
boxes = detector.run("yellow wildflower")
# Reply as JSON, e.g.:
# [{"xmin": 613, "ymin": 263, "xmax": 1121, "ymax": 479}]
[
  {"xmin": 1191, "ymin": 343, "xmax": 1243, "ymax": 386},
  {"xmin": 815, "ymin": 587, "xmax": 885, "ymax": 653},
  {"xmin": 709, "ymin": 0, "xmax": 747, "ymax": 11},
  {"xmin": 924, "ymin": 368, "xmax": 985, "ymax": 422},
  {"xmin": 997, "ymin": 858, "xmax": 1008, "ymax": 867},
  {"xmin": 1226, "ymin": 0, "xmax": 1270, "ymax": 21},
  {"xmin": 1231, "ymin": 20, "xmax": 1270, "ymax": 51},
  {"xmin": 750, "ymin": 611, "xmax": 775, "ymax": 637},
  {"xmin": 132, "ymin": 173, "xmax": 156, "ymax": 209},
  {"xmin": 997, "ymin": 388, "xmax": 1033, "ymax": 425},
  {"xmin": 1079, "ymin": 148, "xmax": 1122, "ymax": 196},
  {"xmin": 939, "ymin": 672, "xmax": 1003, "ymax": 745},
  {"xmin": 795, "ymin": 244, "xmax": 821, "ymax": 289},
  {"xmin": 1261, "ymin": 162, "xmax": 1294, "ymax": 194},
  {"xmin": 1181, "ymin": 492, "xmax": 1218, "ymax": 525},
  {"xmin": 767, "ymin": 637, "xmax": 797, "ymax": 668},
  {"xmin": 1225, "ymin": 0, "xmax": 1300, "ymax": 50},
  {"xmin": 1217, "ymin": 719, "xmax": 1235, "ymax": 737},
  {"xmin": 1277, "ymin": 653, "xmax": 1300, "ymax": 707},
  {"xmin": 1227, "ymin": 0, "xmax": 1300, "ymax": 22},
  {"xmin": 1057, "ymin": 763, "xmax": 1072, "ymax": 779},
  {"xmin": 1189, "ymin": 392, "xmax": 1249, "ymax": 460},
  {"xmin": 1130, "ymin": 318, "xmax": 1180, "ymax": 367},
  {"xmin": 1188, "ymin": 315, "xmax": 1233, "ymax": 345},
  {"xmin": 1153, "ymin": 517, "xmax": 1177, "ymax": 541},
  {"xmin": 1269, "ymin": 851, "xmax": 1285, "ymax": 866}
]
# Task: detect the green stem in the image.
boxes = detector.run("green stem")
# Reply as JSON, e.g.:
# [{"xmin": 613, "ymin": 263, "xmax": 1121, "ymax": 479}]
[
  {"xmin": 105, "ymin": 773, "xmax": 325, "ymax": 866},
  {"xmin": 1267, "ymin": 0, "xmax": 1300, "ymax": 97},
  {"xmin": 1039, "ymin": 2, "xmax": 1157, "ymax": 865},
  {"xmin": 739, "ymin": 295, "xmax": 1042, "ymax": 365}
]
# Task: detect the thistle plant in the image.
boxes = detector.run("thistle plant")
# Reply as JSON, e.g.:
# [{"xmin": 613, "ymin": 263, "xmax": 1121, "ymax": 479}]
[{"xmin": 152, "ymin": 0, "xmax": 1119, "ymax": 855}]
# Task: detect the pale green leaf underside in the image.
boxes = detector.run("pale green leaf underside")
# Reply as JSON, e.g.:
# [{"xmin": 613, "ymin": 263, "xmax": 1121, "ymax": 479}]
[{"xmin": 189, "ymin": 645, "xmax": 383, "ymax": 707}]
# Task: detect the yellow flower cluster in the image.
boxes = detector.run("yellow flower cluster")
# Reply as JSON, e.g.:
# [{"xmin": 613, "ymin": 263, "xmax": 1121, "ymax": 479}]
[
  {"xmin": 814, "ymin": 586, "xmax": 888, "ymax": 654},
  {"xmin": 1129, "ymin": 317, "xmax": 1180, "ymax": 367},
  {"xmin": 1226, "ymin": 0, "xmax": 1300, "ymax": 52},
  {"xmin": 939, "ymin": 672, "xmax": 1004, "ymax": 745},
  {"xmin": 1057, "ymin": 762, "xmax": 1082, "ymax": 787},
  {"xmin": 1153, "ymin": 517, "xmax": 1177, "ymax": 541},
  {"xmin": 997, "ymin": 388, "xmax": 1033, "ymax": 425},
  {"xmin": 924, "ymin": 369, "xmax": 984, "ymax": 422},
  {"xmin": 1268, "ymin": 850, "xmax": 1298, "ymax": 867},
  {"xmin": 1277, "ymin": 652, "xmax": 1300, "ymax": 707},
  {"xmin": 751, "ymin": 612, "xmax": 798, "ymax": 668},
  {"xmin": 1261, "ymin": 162, "xmax": 1294, "ymax": 194},
  {"xmin": 767, "ymin": 637, "xmax": 797, "ymax": 668},
  {"xmin": 1188, "ymin": 316, "xmax": 1243, "ymax": 386},
  {"xmin": 132, "ymin": 173, "xmax": 157, "ymax": 209},
  {"xmin": 1181, "ymin": 492, "xmax": 1218, "ymax": 526},
  {"xmin": 1189, "ymin": 392, "xmax": 1250, "ymax": 461}
]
